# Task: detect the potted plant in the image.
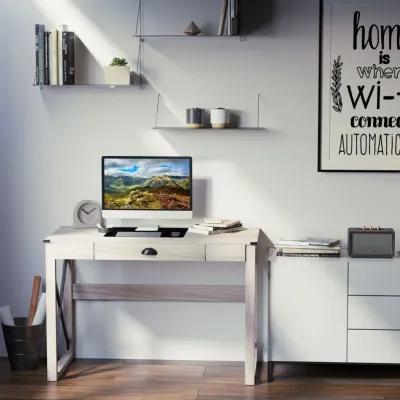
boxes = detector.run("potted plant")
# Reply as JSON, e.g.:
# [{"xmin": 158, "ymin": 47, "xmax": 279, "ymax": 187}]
[{"xmin": 104, "ymin": 57, "xmax": 130, "ymax": 85}]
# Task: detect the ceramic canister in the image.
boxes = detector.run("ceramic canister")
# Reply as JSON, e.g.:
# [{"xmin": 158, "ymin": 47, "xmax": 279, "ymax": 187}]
[
  {"xmin": 210, "ymin": 108, "xmax": 230, "ymax": 128},
  {"xmin": 186, "ymin": 108, "xmax": 205, "ymax": 128}
]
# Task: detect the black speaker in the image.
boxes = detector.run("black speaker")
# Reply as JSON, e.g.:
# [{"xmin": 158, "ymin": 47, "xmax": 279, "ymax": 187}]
[{"xmin": 348, "ymin": 227, "xmax": 395, "ymax": 258}]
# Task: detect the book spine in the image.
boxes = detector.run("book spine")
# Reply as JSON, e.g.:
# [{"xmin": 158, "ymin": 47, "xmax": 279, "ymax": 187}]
[
  {"xmin": 188, "ymin": 228, "xmax": 210, "ymax": 235},
  {"xmin": 227, "ymin": 0, "xmax": 232, "ymax": 35},
  {"xmin": 57, "ymin": 26, "xmax": 64, "ymax": 86},
  {"xmin": 50, "ymin": 30, "xmax": 58, "ymax": 85},
  {"xmin": 62, "ymin": 31, "xmax": 67, "ymax": 85},
  {"xmin": 66, "ymin": 32, "xmax": 75, "ymax": 85},
  {"xmin": 231, "ymin": 0, "xmax": 239, "ymax": 36},
  {"xmin": 278, "ymin": 247, "xmax": 340, "ymax": 254},
  {"xmin": 218, "ymin": 0, "xmax": 228, "ymax": 35},
  {"xmin": 193, "ymin": 225, "xmax": 214, "ymax": 232},
  {"xmin": 279, "ymin": 251, "xmax": 340, "ymax": 256},
  {"xmin": 44, "ymin": 32, "xmax": 50, "ymax": 85},
  {"xmin": 35, "ymin": 25, "xmax": 39, "ymax": 85},
  {"xmin": 48, "ymin": 32, "xmax": 52, "ymax": 84},
  {"xmin": 277, "ymin": 252, "xmax": 340, "ymax": 258},
  {"xmin": 37, "ymin": 25, "xmax": 45, "ymax": 85}
]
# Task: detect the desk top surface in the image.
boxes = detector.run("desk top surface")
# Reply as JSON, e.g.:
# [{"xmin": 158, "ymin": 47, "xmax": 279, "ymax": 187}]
[{"xmin": 45, "ymin": 226, "xmax": 269, "ymax": 246}]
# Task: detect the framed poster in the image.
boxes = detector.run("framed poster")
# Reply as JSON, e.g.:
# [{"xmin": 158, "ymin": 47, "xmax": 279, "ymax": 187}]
[{"xmin": 319, "ymin": 0, "xmax": 400, "ymax": 172}]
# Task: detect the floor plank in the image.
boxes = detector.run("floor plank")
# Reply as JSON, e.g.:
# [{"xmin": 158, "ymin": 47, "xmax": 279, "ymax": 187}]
[{"xmin": 1, "ymin": 359, "xmax": 400, "ymax": 399}]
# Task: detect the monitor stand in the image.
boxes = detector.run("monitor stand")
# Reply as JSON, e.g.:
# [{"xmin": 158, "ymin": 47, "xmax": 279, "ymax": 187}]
[{"xmin": 104, "ymin": 227, "xmax": 188, "ymax": 238}]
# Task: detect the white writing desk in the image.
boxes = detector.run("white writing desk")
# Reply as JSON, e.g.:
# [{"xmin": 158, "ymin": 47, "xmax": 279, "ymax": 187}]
[{"xmin": 44, "ymin": 226, "xmax": 271, "ymax": 385}]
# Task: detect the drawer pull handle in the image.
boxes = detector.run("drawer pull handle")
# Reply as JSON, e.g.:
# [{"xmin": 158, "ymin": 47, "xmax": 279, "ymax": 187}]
[{"xmin": 141, "ymin": 248, "xmax": 158, "ymax": 256}]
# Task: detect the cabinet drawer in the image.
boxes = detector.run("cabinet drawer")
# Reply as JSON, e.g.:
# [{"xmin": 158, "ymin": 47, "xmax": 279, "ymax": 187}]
[
  {"xmin": 206, "ymin": 244, "xmax": 245, "ymax": 262},
  {"xmin": 95, "ymin": 242, "xmax": 205, "ymax": 261},
  {"xmin": 348, "ymin": 296, "xmax": 400, "ymax": 329},
  {"xmin": 349, "ymin": 260, "xmax": 400, "ymax": 295},
  {"xmin": 348, "ymin": 330, "xmax": 400, "ymax": 363}
]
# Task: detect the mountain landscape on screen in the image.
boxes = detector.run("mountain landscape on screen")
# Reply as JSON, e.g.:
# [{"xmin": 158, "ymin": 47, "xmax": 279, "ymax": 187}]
[{"xmin": 103, "ymin": 158, "xmax": 191, "ymax": 210}]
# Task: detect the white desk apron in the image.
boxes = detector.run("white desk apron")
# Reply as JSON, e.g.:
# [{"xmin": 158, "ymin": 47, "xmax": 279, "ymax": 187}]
[{"xmin": 44, "ymin": 227, "xmax": 270, "ymax": 385}]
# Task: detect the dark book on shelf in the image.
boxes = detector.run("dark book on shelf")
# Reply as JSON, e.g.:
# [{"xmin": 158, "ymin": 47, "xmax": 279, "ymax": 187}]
[
  {"xmin": 277, "ymin": 252, "xmax": 341, "ymax": 258},
  {"xmin": 62, "ymin": 31, "xmax": 75, "ymax": 85},
  {"xmin": 231, "ymin": 0, "xmax": 240, "ymax": 36},
  {"xmin": 44, "ymin": 31, "xmax": 50, "ymax": 85},
  {"xmin": 66, "ymin": 32, "xmax": 75, "ymax": 84},
  {"xmin": 35, "ymin": 25, "xmax": 39, "ymax": 84},
  {"xmin": 35, "ymin": 24, "xmax": 45, "ymax": 85}
]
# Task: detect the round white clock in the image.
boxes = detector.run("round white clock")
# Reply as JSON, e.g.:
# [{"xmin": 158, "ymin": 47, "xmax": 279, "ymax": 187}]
[{"xmin": 73, "ymin": 200, "xmax": 101, "ymax": 228}]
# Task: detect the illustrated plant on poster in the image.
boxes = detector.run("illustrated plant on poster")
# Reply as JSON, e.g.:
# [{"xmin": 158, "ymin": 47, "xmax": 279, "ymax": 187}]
[{"xmin": 319, "ymin": 0, "xmax": 400, "ymax": 171}]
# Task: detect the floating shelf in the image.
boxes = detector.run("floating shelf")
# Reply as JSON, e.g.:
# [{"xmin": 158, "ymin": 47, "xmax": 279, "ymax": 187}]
[
  {"xmin": 132, "ymin": 34, "xmax": 241, "ymax": 38},
  {"xmin": 133, "ymin": 0, "xmax": 242, "ymax": 39},
  {"xmin": 153, "ymin": 127, "xmax": 266, "ymax": 131},
  {"xmin": 153, "ymin": 93, "xmax": 264, "ymax": 132},
  {"xmin": 33, "ymin": 84, "xmax": 137, "ymax": 89}
]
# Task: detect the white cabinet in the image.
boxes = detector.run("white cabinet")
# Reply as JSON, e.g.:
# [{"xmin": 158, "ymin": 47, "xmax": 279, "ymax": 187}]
[
  {"xmin": 270, "ymin": 257, "xmax": 348, "ymax": 362},
  {"xmin": 269, "ymin": 256, "xmax": 400, "ymax": 365}
]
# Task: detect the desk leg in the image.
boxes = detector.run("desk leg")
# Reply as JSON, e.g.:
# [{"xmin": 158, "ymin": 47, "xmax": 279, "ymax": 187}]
[
  {"xmin": 59, "ymin": 260, "xmax": 75, "ymax": 376},
  {"xmin": 45, "ymin": 249, "xmax": 58, "ymax": 382},
  {"xmin": 245, "ymin": 244, "xmax": 257, "ymax": 385}
]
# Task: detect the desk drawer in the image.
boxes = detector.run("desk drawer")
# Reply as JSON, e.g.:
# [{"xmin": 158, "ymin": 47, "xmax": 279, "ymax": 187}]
[
  {"xmin": 206, "ymin": 244, "xmax": 245, "ymax": 262},
  {"xmin": 48, "ymin": 242, "xmax": 94, "ymax": 260},
  {"xmin": 349, "ymin": 260, "xmax": 400, "ymax": 295},
  {"xmin": 348, "ymin": 296, "xmax": 400, "ymax": 330},
  {"xmin": 348, "ymin": 330, "xmax": 400, "ymax": 363},
  {"xmin": 94, "ymin": 242, "xmax": 205, "ymax": 261}
]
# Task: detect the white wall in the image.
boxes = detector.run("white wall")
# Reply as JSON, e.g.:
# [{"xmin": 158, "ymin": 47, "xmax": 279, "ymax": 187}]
[{"xmin": 1, "ymin": 0, "xmax": 399, "ymax": 360}]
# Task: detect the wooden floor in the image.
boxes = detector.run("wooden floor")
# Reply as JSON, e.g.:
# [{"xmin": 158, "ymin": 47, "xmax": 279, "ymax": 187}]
[{"xmin": 2, "ymin": 359, "xmax": 400, "ymax": 399}]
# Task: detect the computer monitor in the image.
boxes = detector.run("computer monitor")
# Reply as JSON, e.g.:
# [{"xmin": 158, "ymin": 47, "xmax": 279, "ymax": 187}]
[{"xmin": 102, "ymin": 156, "xmax": 193, "ymax": 219}]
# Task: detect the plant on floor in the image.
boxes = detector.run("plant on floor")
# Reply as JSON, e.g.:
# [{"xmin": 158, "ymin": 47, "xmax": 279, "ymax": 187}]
[{"xmin": 110, "ymin": 57, "xmax": 128, "ymax": 66}]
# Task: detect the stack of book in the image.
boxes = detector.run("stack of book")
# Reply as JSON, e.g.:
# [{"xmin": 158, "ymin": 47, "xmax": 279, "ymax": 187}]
[
  {"xmin": 276, "ymin": 239, "xmax": 341, "ymax": 257},
  {"xmin": 35, "ymin": 24, "xmax": 75, "ymax": 86},
  {"xmin": 189, "ymin": 219, "xmax": 244, "ymax": 235}
]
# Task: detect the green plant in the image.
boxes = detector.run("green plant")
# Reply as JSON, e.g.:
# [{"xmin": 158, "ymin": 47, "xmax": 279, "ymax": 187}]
[{"xmin": 110, "ymin": 57, "xmax": 128, "ymax": 67}]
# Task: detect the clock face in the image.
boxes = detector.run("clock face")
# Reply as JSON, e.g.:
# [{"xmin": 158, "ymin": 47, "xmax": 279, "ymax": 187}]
[{"xmin": 74, "ymin": 201, "xmax": 101, "ymax": 228}]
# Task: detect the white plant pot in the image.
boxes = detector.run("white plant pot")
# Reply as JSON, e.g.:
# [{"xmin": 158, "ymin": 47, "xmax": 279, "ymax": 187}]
[
  {"xmin": 210, "ymin": 108, "xmax": 230, "ymax": 128},
  {"xmin": 104, "ymin": 66, "xmax": 130, "ymax": 86}
]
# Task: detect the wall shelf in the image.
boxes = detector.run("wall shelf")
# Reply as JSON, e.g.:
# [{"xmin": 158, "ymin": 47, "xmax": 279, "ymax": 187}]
[
  {"xmin": 153, "ymin": 93, "xmax": 264, "ymax": 132},
  {"xmin": 33, "ymin": 84, "xmax": 137, "ymax": 89},
  {"xmin": 153, "ymin": 127, "xmax": 266, "ymax": 132},
  {"xmin": 133, "ymin": 0, "xmax": 242, "ymax": 39},
  {"xmin": 132, "ymin": 34, "xmax": 242, "ymax": 38}
]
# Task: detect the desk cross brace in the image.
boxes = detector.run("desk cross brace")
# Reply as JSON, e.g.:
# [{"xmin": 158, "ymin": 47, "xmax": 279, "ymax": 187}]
[{"xmin": 56, "ymin": 260, "xmax": 70, "ymax": 350}]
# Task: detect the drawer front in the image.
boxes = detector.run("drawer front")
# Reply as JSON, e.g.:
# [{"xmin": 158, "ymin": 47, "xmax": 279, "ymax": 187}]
[
  {"xmin": 349, "ymin": 260, "xmax": 400, "ymax": 295},
  {"xmin": 348, "ymin": 330, "xmax": 400, "ymax": 363},
  {"xmin": 206, "ymin": 244, "xmax": 245, "ymax": 262},
  {"xmin": 95, "ymin": 242, "xmax": 205, "ymax": 261},
  {"xmin": 348, "ymin": 296, "xmax": 400, "ymax": 329},
  {"xmin": 48, "ymin": 242, "xmax": 94, "ymax": 260}
]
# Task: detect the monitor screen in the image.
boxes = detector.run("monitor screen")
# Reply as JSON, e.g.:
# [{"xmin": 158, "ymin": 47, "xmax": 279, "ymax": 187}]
[{"xmin": 102, "ymin": 157, "xmax": 192, "ymax": 213}]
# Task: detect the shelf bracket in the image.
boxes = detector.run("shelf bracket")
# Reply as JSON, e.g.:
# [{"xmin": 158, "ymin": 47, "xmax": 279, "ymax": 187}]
[
  {"xmin": 154, "ymin": 93, "xmax": 161, "ymax": 128},
  {"xmin": 135, "ymin": 38, "xmax": 144, "ymax": 87},
  {"xmin": 135, "ymin": 0, "xmax": 143, "ymax": 37},
  {"xmin": 134, "ymin": 0, "xmax": 144, "ymax": 86}
]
